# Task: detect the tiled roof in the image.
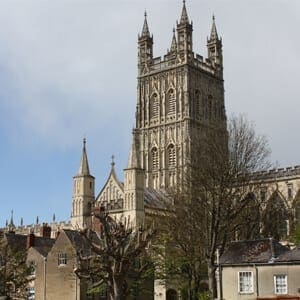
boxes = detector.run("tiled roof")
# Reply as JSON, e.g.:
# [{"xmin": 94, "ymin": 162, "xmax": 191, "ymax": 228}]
[{"xmin": 220, "ymin": 238, "xmax": 290, "ymax": 265}]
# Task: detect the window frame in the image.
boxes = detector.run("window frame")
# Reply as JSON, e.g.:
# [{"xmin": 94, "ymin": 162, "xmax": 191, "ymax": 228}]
[
  {"xmin": 58, "ymin": 252, "xmax": 67, "ymax": 266},
  {"xmin": 274, "ymin": 274, "xmax": 288, "ymax": 295},
  {"xmin": 238, "ymin": 271, "xmax": 254, "ymax": 294}
]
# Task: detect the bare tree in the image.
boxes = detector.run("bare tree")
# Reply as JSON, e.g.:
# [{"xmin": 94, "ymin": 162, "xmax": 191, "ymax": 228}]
[
  {"xmin": 158, "ymin": 115, "xmax": 271, "ymax": 299},
  {"xmin": 75, "ymin": 208, "xmax": 156, "ymax": 300}
]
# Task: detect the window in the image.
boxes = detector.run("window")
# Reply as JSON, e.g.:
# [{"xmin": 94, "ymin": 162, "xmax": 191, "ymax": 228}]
[
  {"xmin": 274, "ymin": 274, "xmax": 287, "ymax": 294},
  {"xmin": 150, "ymin": 94, "xmax": 159, "ymax": 119},
  {"xmin": 27, "ymin": 287, "xmax": 35, "ymax": 300},
  {"xmin": 58, "ymin": 252, "xmax": 67, "ymax": 265},
  {"xmin": 28, "ymin": 260, "xmax": 36, "ymax": 276},
  {"xmin": 238, "ymin": 271, "xmax": 253, "ymax": 294},
  {"xmin": 166, "ymin": 89, "xmax": 176, "ymax": 115},
  {"xmin": 168, "ymin": 144, "xmax": 176, "ymax": 168},
  {"xmin": 287, "ymin": 184, "xmax": 293, "ymax": 199},
  {"xmin": 260, "ymin": 189, "xmax": 266, "ymax": 202},
  {"xmin": 151, "ymin": 147, "xmax": 159, "ymax": 170},
  {"xmin": 195, "ymin": 90, "xmax": 201, "ymax": 118}
]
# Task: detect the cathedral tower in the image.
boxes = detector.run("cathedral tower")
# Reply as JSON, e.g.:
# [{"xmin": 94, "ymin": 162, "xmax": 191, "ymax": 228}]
[
  {"xmin": 71, "ymin": 139, "xmax": 95, "ymax": 229},
  {"xmin": 136, "ymin": 2, "xmax": 227, "ymax": 190}
]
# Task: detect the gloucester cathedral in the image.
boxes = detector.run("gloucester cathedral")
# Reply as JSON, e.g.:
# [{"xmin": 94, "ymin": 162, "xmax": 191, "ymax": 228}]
[{"xmin": 3, "ymin": 2, "xmax": 300, "ymax": 299}]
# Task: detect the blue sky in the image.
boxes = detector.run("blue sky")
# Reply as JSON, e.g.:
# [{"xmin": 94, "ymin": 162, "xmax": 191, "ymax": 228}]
[{"xmin": 1, "ymin": 0, "xmax": 300, "ymax": 227}]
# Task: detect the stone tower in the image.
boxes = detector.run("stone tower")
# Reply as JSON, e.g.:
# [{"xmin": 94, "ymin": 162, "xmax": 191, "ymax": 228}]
[
  {"xmin": 136, "ymin": 2, "xmax": 226, "ymax": 190},
  {"xmin": 71, "ymin": 139, "xmax": 95, "ymax": 229},
  {"xmin": 123, "ymin": 129, "xmax": 145, "ymax": 227}
]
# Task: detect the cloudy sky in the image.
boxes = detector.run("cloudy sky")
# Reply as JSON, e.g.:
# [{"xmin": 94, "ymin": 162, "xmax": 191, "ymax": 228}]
[{"xmin": 0, "ymin": 0, "xmax": 299, "ymax": 227}]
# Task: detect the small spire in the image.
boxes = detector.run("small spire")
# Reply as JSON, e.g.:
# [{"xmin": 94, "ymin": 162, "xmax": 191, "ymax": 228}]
[
  {"xmin": 52, "ymin": 213, "xmax": 56, "ymax": 222},
  {"xmin": 127, "ymin": 129, "xmax": 141, "ymax": 169},
  {"xmin": 141, "ymin": 11, "xmax": 150, "ymax": 37},
  {"xmin": 36, "ymin": 216, "xmax": 39, "ymax": 225},
  {"xmin": 209, "ymin": 14, "xmax": 219, "ymax": 40},
  {"xmin": 111, "ymin": 154, "xmax": 115, "ymax": 169},
  {"xmin": 179, "ymin": 0, "xmax": 189, "ymax": 24},
  {"xmin": 9, "ymin": 210, "xmax": 14, "ymax": 227},
  {"xmin": 170, "ymin": 28, "xmax": 177, "ymax": 52},
  {"xmin": 78, "ymin": 138, "xmax": 91, "ymax": 176},
  {"xmin": 20, "ymin": 217, "xmax": 23, "ymax": 227}
]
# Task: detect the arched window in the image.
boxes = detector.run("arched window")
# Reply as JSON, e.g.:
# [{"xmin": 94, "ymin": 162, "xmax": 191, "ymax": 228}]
[
  {"xmin": 150, "ymin": 93, "xmax": 159, "ymax": 119},
  {"xmin": 151, "ymin": 147, "xmax": 159, "ymax": 170},
  {"xmin": 166, "ymin": 89, "xmax": 176, "ymax": 115},
  {"xmin": 166, "ymin": 289, "xmax": 178, "ymax": 300},
  {"xmin": 262, "ymin": 192, "xmax": 289, "ymax": 240},
  {"xmin": 167, "ymin": 144, "xmax": 176, "ymax": 168}
]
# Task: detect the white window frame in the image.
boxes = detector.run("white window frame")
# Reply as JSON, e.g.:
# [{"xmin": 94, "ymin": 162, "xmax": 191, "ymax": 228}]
[
  {"xmin": 238, "ymin": 271, "xmax": 254, "ymax": 294},
  {"xmin": 58, "ymin": 252, "xmax": 67, "ymax": 266},
  {"xmin": 274, "ymin": 274, "xmax": 287, "ymax": 295}
]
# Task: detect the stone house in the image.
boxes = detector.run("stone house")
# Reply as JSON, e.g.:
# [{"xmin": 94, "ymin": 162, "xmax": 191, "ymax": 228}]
[{"xmin": 219, "ymin": 239, "xmax": 300, "ymax": 300}]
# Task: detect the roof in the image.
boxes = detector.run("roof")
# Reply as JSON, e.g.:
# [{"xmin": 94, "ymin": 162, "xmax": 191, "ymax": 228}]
[
  {"xmin": 63, "ymin": 229, "xmax": 100, "ymax": 255},
  {"xmin": 220, "ymin": 238, "xmax": 290, "ymax": 265},
  {"xmin": 144, "ymin": 188, "xmax": 171, "ymax": 209},
  {"xmin": 2, "ymin": 232, "xmax": 55, "ymax": 256},
  {"xmin": 32, "ymin": 237, "xmax": 55, "ymax": 257}
]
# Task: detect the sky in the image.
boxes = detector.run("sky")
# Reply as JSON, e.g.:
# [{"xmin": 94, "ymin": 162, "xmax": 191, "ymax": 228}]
[{"xmin": 0, "ymin": 0, "xmax": 299, "ymax": 227}]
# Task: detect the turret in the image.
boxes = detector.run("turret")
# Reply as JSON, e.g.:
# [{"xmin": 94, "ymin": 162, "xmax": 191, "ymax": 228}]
[
  {"xmin": 71, "ymin": 138, "xmax": 95, "ymax": 230},
  {"xmin": 207, "ymin": 15, "xmax": 223, "ymax": 71},
  {"xmin": 138, "ymin": 12, "xmax": 153, "ymax": 73},
  {"xmin": 123, "ymin": 129, "xmax": 145, "ymax": 228},
  {"xmin": 176, "ymin": 0, "xmax": 193, "ymax": 61}
]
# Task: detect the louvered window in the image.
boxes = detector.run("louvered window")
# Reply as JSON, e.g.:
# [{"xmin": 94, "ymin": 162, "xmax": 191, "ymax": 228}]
[
  {"xmin": 151, "ymin": 148, "xmax": 158, "ymax": 170},
  {"xmin": 150, "ymin": 94, "xmax": 158, "ymax": 119},
  {"xmin": 168, "ymin": 144, "xmax": 176, "ymax": 168},
  {"xmin": 167, "ymin": 89, "xmax": 176, "ymax": 115}
]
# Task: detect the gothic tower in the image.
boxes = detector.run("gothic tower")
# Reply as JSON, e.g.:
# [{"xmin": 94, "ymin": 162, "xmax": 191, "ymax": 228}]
[
  {"xmin": 136, "ymin": 2, "xmax": 226, "ymax": 190},
  {"xmin": 71, "ymin": 139, "xmax": 95, "ymax": 229},
  {"xmin": 123, "ymin": 129, "xmax": 145, "ymax": 227}
]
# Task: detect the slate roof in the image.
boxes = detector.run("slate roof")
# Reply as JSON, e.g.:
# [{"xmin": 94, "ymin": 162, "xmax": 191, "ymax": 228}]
[
  {"xmin": 220, "ymin": 238, "xmax": 290, "ymax": 265},
  {"xmin": 144, "ymin": 188, "xmax": 170, "ymax": 209},
  {"xmin": 63, "ymin": 229, "xmax": 100, "ymax": 255},
  {"xmin": 3, "ymin": 232, "xmax": 55, "ymax": 256}
]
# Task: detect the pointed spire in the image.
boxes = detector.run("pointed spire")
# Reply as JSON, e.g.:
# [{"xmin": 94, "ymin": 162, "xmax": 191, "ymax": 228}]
[
  {"xmin": 127, "ymin": 129, "xmax": 141, "ymax": 169},
  {"xmin": 78, "ymin": 138, "xmax": 91, "ymax": 176},
  {"xmin": 9, "ymin": 210, "xmax": 14, "ymax": 227},
  {"xmin": 179, "ymin": 0, "xmax": 189, "ymax": 25},
  {"xmin": 170, "ymin": 28, "xmax": 177, "ymax": 52},
  {"xmin": 141, "ymin": 11, "xmax": 150, "ymax": 37},
  {"xmin": 111, "ymin": 154, "xmax": 115, "ymax": 170},
  {"xmin": 210, "ymin": 15, "xmax": 219, "ymax": 40},
  {"xmin": 52, "ymin": 213, "xmax": 56, "ymax": 222}
]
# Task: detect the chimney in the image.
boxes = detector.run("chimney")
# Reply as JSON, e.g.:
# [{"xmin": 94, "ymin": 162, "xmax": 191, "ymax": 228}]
[
  {"xmin": 26, "ymin": 233, "xmax": 35, "ymax": 249},
  {"xmin": 40, "ymin": 223, "xmax": 51, "ymax": 238}
]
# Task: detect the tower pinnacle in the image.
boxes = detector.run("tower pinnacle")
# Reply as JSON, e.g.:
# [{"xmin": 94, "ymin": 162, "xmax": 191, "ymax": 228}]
[
  {"xmin": 78, "ymin": 138, "xmax": 90, "ymax": 176},
  {"xmin": 141, "ymin": 11, "xmax": 150, "ymax": 37},
  {"xmin": 179, "ymin": 0, "xmax": 189, "ymax": 24},
  {"xmin": 127, "ymin": 129, "xmax": 141, "ymax": 169},
  {"xmin": 210, "ymin": 14, "xmax": 219, "ymax": 40},
  {"xmin": 170, "ymin": 28, "xmax": 177, "ymax": 52}
]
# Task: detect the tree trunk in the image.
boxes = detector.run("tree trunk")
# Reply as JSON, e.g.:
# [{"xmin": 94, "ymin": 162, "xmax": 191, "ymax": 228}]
[{"xmin": 208, "ymin": 264, "xmax": 217, "ymax": 299}]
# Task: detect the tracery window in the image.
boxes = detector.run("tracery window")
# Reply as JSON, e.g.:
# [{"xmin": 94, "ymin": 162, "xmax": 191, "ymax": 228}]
[
  {"xmin": 166, "ymin": 89, "xmax": 176, "ymax": 115},
  {"xmin": 151, "ymin": 147, "xmax": 159, "ymax": 170},
  {"xmin": 168, "ymin": 144, "xmax": 176, "ymax": 168},
  {"xmin": 150, "ymin": 93, "xmax": 159, "ymax": 119}
]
